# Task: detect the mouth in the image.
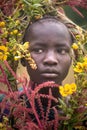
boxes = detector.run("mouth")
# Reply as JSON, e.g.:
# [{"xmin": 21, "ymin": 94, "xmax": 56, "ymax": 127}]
[{"xmin": 41, "ymin": 72, "xmax": 59, "ymax": 79}]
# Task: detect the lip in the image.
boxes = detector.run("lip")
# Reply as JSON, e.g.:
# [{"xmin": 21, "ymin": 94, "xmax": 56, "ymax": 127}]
[{"xmin": 41, "ymin": 72, "xmax": 58, "ymax": 78}]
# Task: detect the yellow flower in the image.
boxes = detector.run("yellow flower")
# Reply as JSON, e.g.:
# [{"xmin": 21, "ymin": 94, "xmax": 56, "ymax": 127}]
[
  {"xmin": 59, "ymin": 84, "xmax": 72, "ymax": 97},
  {"xmin": 14, "ymin": 55, "xmax": 21, "ymax": 61},
  {"xmin": 76, "ymin": 35, "xmax": 81, "ymax": 40},
  {"xmin": 64, "ymin": 84, "xmax": 73, "ymax": 94},
  {"xmin": 13, "ymin": 29, "xmax": 18, "ymax": 34},
  {"xmin": 14, "ymin": 42, "xmax": 29, "ymax": 61},
  {"xmin": 3, "ymin": 116, "xmax": 9, "ymax": 123},
  {"xmin": 59, "ymin": 86, "xmax": 68, "ymax": 97},
  {"xmin": 18, "ymin": 33, "xmax": 22, "ymax": 36},
  {"xmin": 77, "ymin": 42, "xmax": 81, "ymax": 45},
  {"xmin": 15, "ymin": 20, "xmax": 20, "ymax": 25},
  {"xmin": 0, "ymin": 46, "xmax": 9, "ymax": 61},
  {"xmin": 72, "ymin": 43, "xmax": 79, "ymax": 50},
  {"xmin": 16, "ymin": 42, "xmax": 29, "ymax": 52},
  {"xmin": 82, "ymin": 61, "xmax": 87, "ymax": 69},
  {"xmin": 83, "ymin": 57, "xmax": 87, "ymax": 62},
  {"xmin": 10, "ymin": 31, "xmax": 14, "ymax": 35},
  {"xmin": 73, "ymin": 62, "xmax": 83, "ymax": 73},
  {"xmin": 23, "ymin": 42, "xmax": 30, "ymax": 50},
  {"xmin": 59, "ymin": 83, "xmax": 77, "ymax": 97},
  {"xmin": 70, "ymin": 83, "xmax": 77, "ymax": 92},
  {"xmin": 0, "ymin": 21, "xmax": 5, "ymax": 27},
  {"xmin": 0, "ymin": 123, "xmax": 3, "ymax": 128}
]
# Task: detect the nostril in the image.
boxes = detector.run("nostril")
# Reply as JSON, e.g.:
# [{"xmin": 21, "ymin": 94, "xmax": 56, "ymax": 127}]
[{"xmin": 43, "ymin": 56, "xmax": 58, "ymax": 65}]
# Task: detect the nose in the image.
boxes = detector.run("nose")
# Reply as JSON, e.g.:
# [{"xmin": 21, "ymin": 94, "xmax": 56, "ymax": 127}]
[{"xmin": 43, "ymin": 51, "xmax": 58, "ymax": 65}]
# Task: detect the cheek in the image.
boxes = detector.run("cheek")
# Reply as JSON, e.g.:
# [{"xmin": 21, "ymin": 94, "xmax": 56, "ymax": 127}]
[
  {"xmin": 26, "ymin": 65, "xmax": 37, "ymax": 80},
  {"xmin": 61, "ymin": 55, "xmax": 71, "ymax": 64},
  {"xmin": 59, "ymin": 59, "xmax": 71, "ymax": 81},
  {"xmin": 31, "ymin": 54, "xmax": 43, "ymax": 67},
  {"xmin": 60, "ymin": 55, "xmax": 72, "ymax": 72}
]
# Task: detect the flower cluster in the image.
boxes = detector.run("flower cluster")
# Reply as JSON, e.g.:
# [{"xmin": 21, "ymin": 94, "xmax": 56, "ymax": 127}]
[
  {"xmin": 14, "ymin": 42, "xmax": 37, "ymax": 70},
  {"xmin": 0, "ymin": 46, "xmax": 9, "ymax": 61},
  {"xmin": 58, "ymin": 33, "xmax": 87, "ymax": 130},
  {"xmin": 0, "ymin": 116, "xmax": 11, "ymax": 130},
  {"xmin": 59, "ymin": 83, "xmax": 77, "ymax": 97},
  {"xmin": 73, "ymin": 57, "xmax": 87, "ymax": 73}
]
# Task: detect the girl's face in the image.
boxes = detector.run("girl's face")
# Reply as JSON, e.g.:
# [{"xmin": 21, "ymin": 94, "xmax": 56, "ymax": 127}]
[{"xmin": 24, "ymin": 21, "xmax": 72, "ymax": 84}]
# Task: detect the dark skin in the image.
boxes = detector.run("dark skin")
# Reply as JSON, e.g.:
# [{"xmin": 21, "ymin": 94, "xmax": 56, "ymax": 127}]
[
  {"xmin": 22, "ymin": 19, "xmax": 72, "ymax": 107},
  {"xmin": 23, "ymin": 19, "xmax": 72, "ymax": 85}
]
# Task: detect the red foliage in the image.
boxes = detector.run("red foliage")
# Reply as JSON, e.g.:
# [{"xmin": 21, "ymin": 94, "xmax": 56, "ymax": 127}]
[
  {"xmin": 0, "ymin": 81, "xmax": 63, "ymax": 130},
  {"xmin": 0, "ymin": 0, "xmax": 19, "ymax": 16},
  {"xmin": 67, "ymin": 0, "xmax": 87, "ymax": 9},
  {"xmin": 0, "ymin": 64, "xmax": 67, "ymax": 130},
  {"xmin": 66, "ymin": 0, "xmax": 87, "ymax": 17},
  {"xmin": 53, "ymin": 0, "xmax": 87, "ymax": 17}
]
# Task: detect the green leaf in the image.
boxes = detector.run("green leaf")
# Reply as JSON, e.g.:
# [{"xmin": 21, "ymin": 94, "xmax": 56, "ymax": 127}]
[{"xmin": 33, "ymin": 4, "xmax": 42, "ymax": 8}]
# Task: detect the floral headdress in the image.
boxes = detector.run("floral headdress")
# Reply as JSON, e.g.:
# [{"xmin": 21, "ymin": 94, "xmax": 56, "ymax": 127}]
[
  {"xmin": 0, "ymin": 0, "xmax": 86, "ymax": 66},
  {"xmin": 0, "ymin": 0, "xmax": 87, "ymax": 130}
]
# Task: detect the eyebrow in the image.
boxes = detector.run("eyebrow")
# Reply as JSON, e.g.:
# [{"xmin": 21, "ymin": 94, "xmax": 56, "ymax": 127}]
[
  {"xmin": 30, "ymin": 42, "xmax": 71, "ymax": 48},
  {"xmin": 55, "ymin": 43, "xmax": 70, "ymax": 48},
  {"xmin": 30, "ymin": 42, "xmax": 48, "ymax": 47}
]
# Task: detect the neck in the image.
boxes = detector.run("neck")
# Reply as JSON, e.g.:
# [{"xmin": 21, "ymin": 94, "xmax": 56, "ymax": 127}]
[
  {"xmin": 29, "ymin": 80, "xmax": 62, "ymax": 89},
  {"xmin": 29, "ymin": 80, "xmax": 61, "ymax": 98}
]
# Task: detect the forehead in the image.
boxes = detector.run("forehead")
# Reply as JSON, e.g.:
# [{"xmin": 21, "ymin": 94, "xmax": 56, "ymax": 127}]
[{"xmin": 24, "ymin": 20, "xmax": 72, "ymax": 45}]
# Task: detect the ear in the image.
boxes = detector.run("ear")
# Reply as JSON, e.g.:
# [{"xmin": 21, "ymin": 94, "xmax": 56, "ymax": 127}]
[{"xmin": 21, "ymin": 58, "xmax": 26, "ymax": 66}]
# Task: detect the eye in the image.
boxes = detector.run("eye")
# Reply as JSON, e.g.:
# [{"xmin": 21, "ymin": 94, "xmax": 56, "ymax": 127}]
[
  {"xmin": 32, "ymin": 48, "xmax": 44, "ymax": 53},
  {"xmin": 57, "ymin": 48, "xmax": 69, "ymax": 55}
]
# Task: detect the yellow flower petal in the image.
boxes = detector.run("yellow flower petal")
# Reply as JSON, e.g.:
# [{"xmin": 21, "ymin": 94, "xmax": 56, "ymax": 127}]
[
  {"xmin": 0, "ymin": 123, "xmax": 3, "ymax": 128},
  {"xmin": 64, "ymin": 84, "xmax": 72, "ymax": 95},
  {"xmin": 0, "ymin": 46, "xmax": 8, "ymax": 61},
  {"xmin": 59, "ymin": 86, "xmax": 68, "ymax": 97},
  {"xmin": 13, "ymin": 29, "xmax": 18, "ymax": 34},
  {"xmin": 70, "ymin": 83, "xmax": 77, "ymax": 92},
  {"xmin": 83, "ymin": 57, "xmax": 87, "ymax": 62},
  {"xmin": 23, "ymin": 42, "xmax": 29, "ymax": 50},
  {"xmin": 0, "ymin": 21, "xmax": 5, "ymax": 27},
  {"xmin": 74, "ymin": 62, "xmax": 83, "ymax": 73},
  {"xmin": 0, "ymin": 46, "xmax": 8, "ymax": 52},
  {"xmin": 72, "ymin": 43, "xmax": 79, "ymax": 50},
  {"xmin": 14, "ymin": 56, "xmax": 21, "ymax": 61}
]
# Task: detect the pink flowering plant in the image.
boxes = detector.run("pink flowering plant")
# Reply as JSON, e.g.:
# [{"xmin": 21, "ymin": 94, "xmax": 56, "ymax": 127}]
[{"xmin": 0, "ymin": 0, "xmax": 87, "ymax": 130}]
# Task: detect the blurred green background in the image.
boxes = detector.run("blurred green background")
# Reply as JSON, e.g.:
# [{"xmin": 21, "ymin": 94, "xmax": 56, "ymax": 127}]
[
  {"xmin": 64, "ymin": 6, "xmax": 87, "ymax": 29},
  {"xmin": 64, "ymin": 6, "xmax": 87, "ymax": 50}
]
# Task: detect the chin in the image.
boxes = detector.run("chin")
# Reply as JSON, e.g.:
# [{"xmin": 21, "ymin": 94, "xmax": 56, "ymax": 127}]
[
  {"xmin": 31, "ymin": 76, "xmax": 62, "ymax": 85},
  {"xmin": 38, "ymin": 79, "xmax": 60, "ymax": 85}
]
